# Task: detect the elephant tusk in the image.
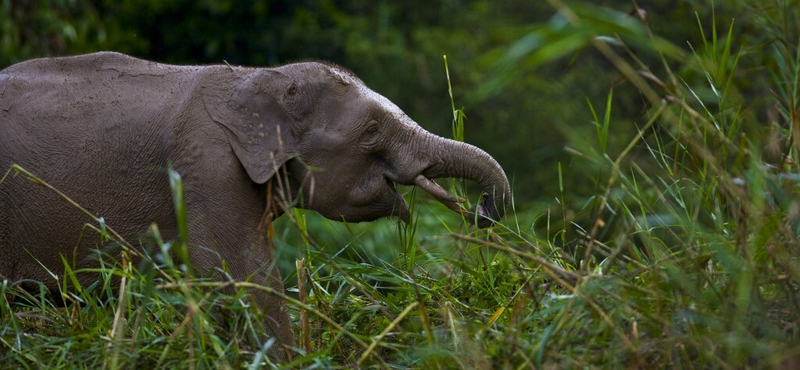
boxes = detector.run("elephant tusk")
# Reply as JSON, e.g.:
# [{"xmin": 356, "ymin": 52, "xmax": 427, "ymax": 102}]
[{"xmin": 413, "ymin": 174, "xmax": 468, "ymax": 215}]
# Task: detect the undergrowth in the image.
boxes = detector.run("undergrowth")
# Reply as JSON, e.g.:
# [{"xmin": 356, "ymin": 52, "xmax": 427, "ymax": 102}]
[{"xmin": 3, "ymin": 1, "xmax": 800, "ymax": 369}]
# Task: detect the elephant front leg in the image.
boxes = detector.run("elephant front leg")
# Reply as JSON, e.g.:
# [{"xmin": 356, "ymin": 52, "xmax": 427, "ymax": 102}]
[
  {"xmin": 177, "ymin": 148, "xmax": 297, "ymax": 359},
  {"xmin": 186, "ymin": 218, "xmax": 296, "ymax": 360},
  {"xmin": 222, "ymin": 230, "xmax": 296, "ymax": 360},
  {"xmin": 261, "ymin": 262, "xmax": 296, "ymax": 359},
  {"xmin": 247, "ymin": 236, "xmax": 296, "ymax": 360}
]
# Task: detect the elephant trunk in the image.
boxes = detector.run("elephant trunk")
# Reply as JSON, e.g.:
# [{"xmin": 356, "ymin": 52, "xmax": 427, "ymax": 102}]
[{"xmin": 410, "ymin": 131, "xmax": 511, "ymax": 228}]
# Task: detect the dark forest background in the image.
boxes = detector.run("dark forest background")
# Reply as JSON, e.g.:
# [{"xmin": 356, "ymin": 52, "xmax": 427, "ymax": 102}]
[
  {"xmin": 2, "ymin": 0, "xmax": 773, "ymax": 210},
  {"xmin": 6, "ymin": 2, "xmax": 800, "ymax": 368}
]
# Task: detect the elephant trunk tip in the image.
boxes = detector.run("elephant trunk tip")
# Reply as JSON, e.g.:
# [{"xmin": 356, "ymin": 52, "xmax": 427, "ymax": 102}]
[{"xmin": 468, "ymin": 189, "xmax": 508, "ymax": 228}]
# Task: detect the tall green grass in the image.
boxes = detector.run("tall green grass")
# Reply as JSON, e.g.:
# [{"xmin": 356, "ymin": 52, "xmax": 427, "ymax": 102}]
[{"xmin": 3, "ymin": 1, "xmax": 800, "ymax": 368}]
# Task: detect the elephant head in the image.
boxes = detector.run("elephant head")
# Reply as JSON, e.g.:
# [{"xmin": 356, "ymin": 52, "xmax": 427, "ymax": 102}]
[{"xmin": 203, "ymin": 62, "xmax": 510, "ymax": 227}]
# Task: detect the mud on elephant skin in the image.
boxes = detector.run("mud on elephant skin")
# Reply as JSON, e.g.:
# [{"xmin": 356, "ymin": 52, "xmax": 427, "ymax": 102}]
[{"xmin": 0, "ymin": 52, "xmax": 510, "ymax": 356}]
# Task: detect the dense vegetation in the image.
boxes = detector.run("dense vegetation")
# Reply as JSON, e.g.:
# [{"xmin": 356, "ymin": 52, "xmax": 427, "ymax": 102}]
[{"xmin": 3, "ymin": 0, "xmax": 800, "ymax": 368}]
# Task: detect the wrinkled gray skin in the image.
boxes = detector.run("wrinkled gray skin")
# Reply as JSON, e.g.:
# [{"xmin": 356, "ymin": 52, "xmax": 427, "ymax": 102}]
[{"xmin": 0, "ymin": 52, "xmax": 509, "ymax": 356}]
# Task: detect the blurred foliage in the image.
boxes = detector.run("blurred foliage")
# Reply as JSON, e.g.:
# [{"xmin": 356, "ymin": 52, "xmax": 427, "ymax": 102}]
[{"xmin": 0, "ymin": 0, "xmax": 793, "ymax": 208}]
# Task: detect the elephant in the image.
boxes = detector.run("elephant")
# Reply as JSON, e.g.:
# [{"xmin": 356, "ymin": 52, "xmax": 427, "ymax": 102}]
[{"xmin": 0, "ymin": 52, "xmax": 510, "ymax": 357}]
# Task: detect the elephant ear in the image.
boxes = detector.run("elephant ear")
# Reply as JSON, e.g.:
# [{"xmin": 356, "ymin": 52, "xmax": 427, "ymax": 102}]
[{"xmin": 202, "ymin": 68, "xmax": 314, "ymax": 184}]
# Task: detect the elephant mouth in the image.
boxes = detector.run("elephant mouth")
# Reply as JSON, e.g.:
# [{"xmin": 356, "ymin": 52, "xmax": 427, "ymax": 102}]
[
  {"xmin": 386, "ymin": 175, "xmax": 462, "ymax": 224},
  {"xmin": 411, "ymin": 174, "xmax": 495, "ymax": 226},
  {"xmin": 387, "ymin": 177, "xmax": 411, "ymax": 223},
  {"xmin": 387, "ymin": 174, "xmax": 494, "ymax": 226},
  {"xmin": 412, "ymin": 175, "xmax": 467, "ymax": 215}
]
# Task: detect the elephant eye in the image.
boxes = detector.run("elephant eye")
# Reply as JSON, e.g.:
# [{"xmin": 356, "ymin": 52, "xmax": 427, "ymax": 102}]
[
  {"xmin": 360, "ymin": 121, "xmax": 383, "ymax": 149},
  {"xmin": 365, "ymin": 124, "xmax": 380, "ymax": 136}
]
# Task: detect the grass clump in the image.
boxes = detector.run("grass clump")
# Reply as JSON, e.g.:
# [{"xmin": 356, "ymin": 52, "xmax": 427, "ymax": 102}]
[
  {"xmin": 3, "ymin": 1, "xmax": 800, "ymax": 369},
  {"xmin": 0, "ymin": 243, "xmax": 280, "ymax": 369}
]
